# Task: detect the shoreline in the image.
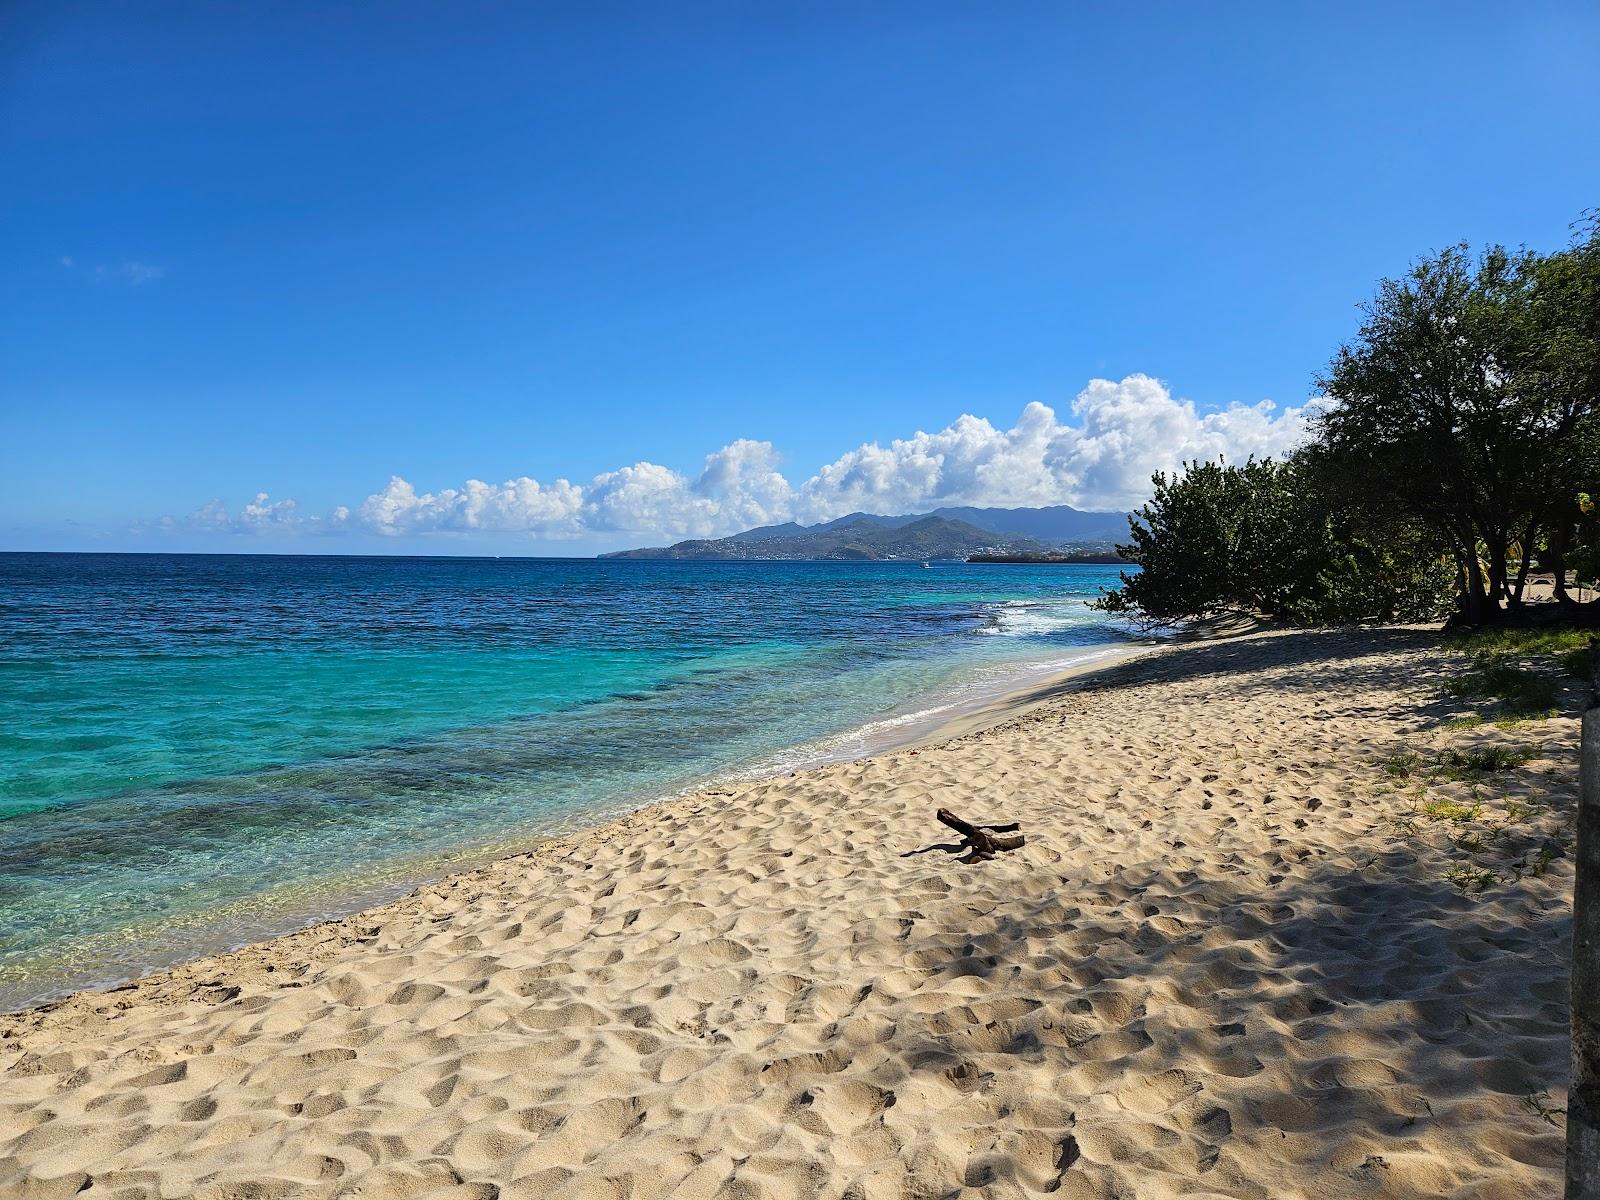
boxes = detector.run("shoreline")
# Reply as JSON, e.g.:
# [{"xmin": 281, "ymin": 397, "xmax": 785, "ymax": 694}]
[
  {"xmin": 0, "ymin": 640, "xmax": 1155, "ymax": 1017},
  {"xmin": 2, "ymin": 625, "xmax": 1575, "ymax": 1198}
]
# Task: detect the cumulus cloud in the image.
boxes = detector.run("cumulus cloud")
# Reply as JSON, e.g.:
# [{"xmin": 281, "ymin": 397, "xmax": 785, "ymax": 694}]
[
  {"xmin": 1052, "ymin": 375, "xmax": 1325, "ymax": 510},
  {"xmin": 586, "ymin": 439, "xmax": 794, "ymax": 539},
  {"xmin": 169, "ymin": 376, "xmax": 1323, "ymax": 543},
  {"xmin": 793, "ymin": 375, "xmax": 1321, "ymax": 519},
  {"xmin": 239, "ymin": 492, "xmax": 299, "ymax": 526},
  {"xmin": 352, "ymin": 439, "xmax": 796, "ymax": 541},
  {"xmin": 357, "ymin": 475, "xmax": 586, "ymax": 537},
  {"xmin": 152, "ymin": 493, "xmax": 318, "ymax": 536}
]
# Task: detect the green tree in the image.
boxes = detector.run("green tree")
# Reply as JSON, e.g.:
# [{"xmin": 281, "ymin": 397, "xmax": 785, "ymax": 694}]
[
  {"xmin": 1316, "ymin": 224, "xmax": 1600, "ymax": 626},
  {"xmin": 1572, "ymin": 491, "xmax": 1600, "ymax": 596},
  {"xmin": 1097, "ymin": 215, "xmax": 1599, "ymax": 632},
  {"xmin": 1094, "ymin": 456, "xmax": 1451, "ymax": 627},
  {"xmin": 1527, "ymin": 216, "xmax": 1600, "ymax": 609}
]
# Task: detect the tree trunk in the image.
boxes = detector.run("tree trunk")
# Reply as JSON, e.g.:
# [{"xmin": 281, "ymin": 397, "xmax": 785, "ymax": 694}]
[
  {"xmin": 1570, "ymin": 640, "xmax": 1600, "ymax": 1198},
  {"xmin": 1552, "ymin": 522, "xmax": 1578, "ymax": 608},
  {"xmin": 1463, "ymin": 541, "xmax": 1492, "ymax": 625},
  {"xmin": 1512, "ymin": 518, "xmax": 1541, "ymax": 607},
  {"xmin": 1486, "ymin": 531, "xmax": 1510, "ymax": 610}
]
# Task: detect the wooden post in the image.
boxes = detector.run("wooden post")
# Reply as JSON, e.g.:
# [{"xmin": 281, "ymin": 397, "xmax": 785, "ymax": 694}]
[{"xmin": 1570, "ymin": 639, "xmax": 1600, "ymax": 1198}]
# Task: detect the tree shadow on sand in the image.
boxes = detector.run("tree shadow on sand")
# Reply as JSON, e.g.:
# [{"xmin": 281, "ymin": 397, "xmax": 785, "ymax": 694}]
[
  {"xmin": 877, "ymin": 847, "xmax": 1570, "ymax": 1198},
  {"xmin": 1056, "ymin": 627, "xmax": 1456, "ymax": 704}
]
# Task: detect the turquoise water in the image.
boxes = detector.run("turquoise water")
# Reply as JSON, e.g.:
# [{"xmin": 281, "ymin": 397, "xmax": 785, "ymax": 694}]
[{"xmin": 0, "ymin": 553, "xmax": 1141, "ymax": 1009}]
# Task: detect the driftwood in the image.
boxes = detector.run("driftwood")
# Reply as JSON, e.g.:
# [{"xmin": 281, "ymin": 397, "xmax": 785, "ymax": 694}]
[{"xmin": 935, "ymin": 808, "xmax": 1025, "ymax": 863}]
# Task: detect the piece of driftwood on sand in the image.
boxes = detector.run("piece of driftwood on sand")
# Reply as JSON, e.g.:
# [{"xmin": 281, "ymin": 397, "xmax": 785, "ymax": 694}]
[{"xmin": 934, "ymin": 807, "xmax": 1025, "ymax": 862}]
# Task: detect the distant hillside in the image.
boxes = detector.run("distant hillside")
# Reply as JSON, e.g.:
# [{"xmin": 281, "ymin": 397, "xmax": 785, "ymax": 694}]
[
  {"xmin": 602, "ymin": 504, "xmax": 1131, "ymax": 561},
  {"xmin": 967, "ymin": 551, "xmax": 1129, "ymax": 565},
  {"xmin": 601, "ymin": 516, "xmax": 1048, "ymax": 561},
  {"xmin": 925, "ymin": 505, "xmax": 1129, "ymax": 543}
]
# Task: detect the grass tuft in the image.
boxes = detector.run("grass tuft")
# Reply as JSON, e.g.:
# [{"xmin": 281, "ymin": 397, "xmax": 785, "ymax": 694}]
[
  {"xmin": 1528, "ymin": 844, "xmax": 1562, "ymax": 878},
  {"xmin": 1444, "ymin": 864, "xmax": 1498, "ymax": 893},
  {"xmin": 1379, "ymin": 750, "xmax": 1422, "ymax": 780},
  {"xmin": 1521, "ymin": 1089, "xmax": 1567, "ymax": 1127},
  {"xmin": 1420, "ymin": 796, "xmax": 1481, "ymax": 823},
  {"xmin": 1434, "ymin": 745, "xmax": 1533, "ymax": 780}
]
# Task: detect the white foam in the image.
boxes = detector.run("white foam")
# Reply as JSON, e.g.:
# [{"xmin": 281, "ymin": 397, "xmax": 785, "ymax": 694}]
[{"xmin": 975, "ymin": 597, "xmax": 1095, "ymax": 637}]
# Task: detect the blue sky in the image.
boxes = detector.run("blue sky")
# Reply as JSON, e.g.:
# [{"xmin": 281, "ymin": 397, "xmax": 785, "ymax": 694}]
[{"xmin": 3, "ymin": 2, "xmax": 1597, "ymax": 554}]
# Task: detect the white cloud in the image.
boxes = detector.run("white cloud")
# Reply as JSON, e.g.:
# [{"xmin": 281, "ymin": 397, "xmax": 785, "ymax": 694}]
[
  {"xmin": 1050, "ymin": 375, "xmax": 1325, "ymax": 510},
  {"xmin": 585, "ymin": 439, "xmax": 794, "ymax": 539},
  {"xmin": 352, "ymin": 439, "xmax": 795, "ymax": 541},
  {"xmin": 167, "ymin": 376, "xmax": 1322, "ymax": 543},
  {"xmin": 158, "ymin": 493, "xmax": 317, "ymax": 536},
  {"xmin": 795, "ymin": 405, "xmax": 1058, "ymax": 520},
  {"xmin": 793, "ymin": 375, "xmax": 1321, "ymax": 518},
  {"xmin": 357, "ymin": 475, "xmax": 586, "ymax": 537},
  {"xmin": 239, "ymin": 492, "xmax": 298, "ymax": 526}
]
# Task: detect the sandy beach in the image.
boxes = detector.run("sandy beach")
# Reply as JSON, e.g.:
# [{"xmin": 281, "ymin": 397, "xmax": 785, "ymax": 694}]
[{"xmin": 0, "ymin": 626, "xmax": 1578, "ymax": 1199}]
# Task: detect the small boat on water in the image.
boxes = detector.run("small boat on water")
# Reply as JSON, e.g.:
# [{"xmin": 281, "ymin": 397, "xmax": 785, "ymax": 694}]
[{"xmin": 920, "ymin": 561, "xmax": 931, "ymax": 569}]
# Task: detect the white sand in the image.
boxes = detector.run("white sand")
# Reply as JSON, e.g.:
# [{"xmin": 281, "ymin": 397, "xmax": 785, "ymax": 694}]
[{"xmin": 0, "ymin": 627, "xmax": 1578, "ymax": 1199}]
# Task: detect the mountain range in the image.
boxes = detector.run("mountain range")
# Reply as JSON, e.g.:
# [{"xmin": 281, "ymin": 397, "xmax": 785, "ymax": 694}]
[{"xmin": 600, "ymin": 505, "xmax": 1131, "ymax": 561}]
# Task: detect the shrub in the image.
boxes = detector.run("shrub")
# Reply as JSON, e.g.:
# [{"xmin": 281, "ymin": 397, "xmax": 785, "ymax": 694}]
[{"xmin": 1094, "ymin": 456, "xmax": 1453, "ymax": 627}]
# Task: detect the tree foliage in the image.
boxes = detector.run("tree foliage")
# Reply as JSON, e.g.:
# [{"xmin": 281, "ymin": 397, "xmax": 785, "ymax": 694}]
[
  {"xmin": 1094, "ymin": 457, "xmax": 1452, "ymax": 627},
  {"xmin": 1099, "ymin": 214, "xmax": 1600, "ymax": 630},
  {"xmin": 1573, "ymin": 490, "xmax": 1600, "ymax": 591},
  {"xmin": 1316, "ymin": 224, "xmax": 1600, "ymax": 625}
]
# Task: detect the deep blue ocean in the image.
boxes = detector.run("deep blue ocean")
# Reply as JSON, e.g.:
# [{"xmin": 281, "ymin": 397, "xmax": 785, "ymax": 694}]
[{"xmin": 0, "ymin": 553, "xmax": 1141, "ymax": 1008}]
